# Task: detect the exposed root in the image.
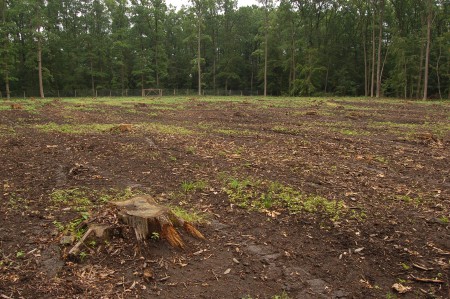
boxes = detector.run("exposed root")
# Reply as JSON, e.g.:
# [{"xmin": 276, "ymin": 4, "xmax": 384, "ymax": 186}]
[
  {"xmin": 183, "ymin": 222, "xmax": 205, "ymax": 240},
  {"xmin": 162, "ymin": 224, "xmax": 184, "ymax": 248}
]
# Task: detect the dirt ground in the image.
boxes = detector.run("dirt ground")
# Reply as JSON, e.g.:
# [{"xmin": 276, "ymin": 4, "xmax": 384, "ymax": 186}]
[{"xmin": 0, "ymin": 97, "xmax": 449, "ymax": 299}]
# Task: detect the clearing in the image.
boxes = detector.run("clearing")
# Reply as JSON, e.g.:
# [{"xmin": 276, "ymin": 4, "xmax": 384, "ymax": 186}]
[{"xmin": 0, "ymin": 96, "xmax": 449, "ymax": 299}]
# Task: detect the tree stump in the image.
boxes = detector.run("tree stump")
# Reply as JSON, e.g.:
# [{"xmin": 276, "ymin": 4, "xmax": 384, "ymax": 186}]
[{"xmin": 67, "ymin": 195, "xmax": 205, "ymax": 259}]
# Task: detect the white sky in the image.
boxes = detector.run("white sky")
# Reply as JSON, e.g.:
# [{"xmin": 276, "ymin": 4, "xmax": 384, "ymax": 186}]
[{"xmin": 165, "ymin": 0, "xmax": 260, "ymax": 9}]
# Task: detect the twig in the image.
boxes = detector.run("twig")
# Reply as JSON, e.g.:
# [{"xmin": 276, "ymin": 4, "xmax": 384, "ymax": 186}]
[
  {"xmin": 412, "ymin": 263, "xmax": 433, "ymax": 271},
  {"xmin": 411, "ymin": 274, "xmax": 444, "ymax": 284}
]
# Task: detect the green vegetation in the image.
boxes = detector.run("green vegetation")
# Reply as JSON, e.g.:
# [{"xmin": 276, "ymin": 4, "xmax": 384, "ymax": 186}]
[
  {"xmin": 394, "ymin": 195, "xmax": 422, "ymax": 206},
  {"xmin": 242, "ymin": 292, "xmax": 290, "ymax": 299},
  {"xmin": 213, "ymin": 128, "xmax": 256, "ymax": 136},
  {"xmin": 15, "ymin": 250, "xmax": 25, "ymax": 259},
  {"xmin": 53, "ymin": 212, "xmax": 90, "ymax": 240},
  {"xmin": 181, "ymin": 180, "xmax": 207, "ymax": 193},
  {"xmin": 51, "ymin": 188, "xmax": 93, "ymax": 211},
  {"xmin": 437, "ymin": 216, "xmax": 449, "ymax": 224},
  {"xmin": 36, "ymin": 122, "xmax": 115, "ymax": 134},
  {"xmin": 50, "ymin": 187, "xmax": 136, "ymax": 211},
  {"xmin": 170, "ymin": 206, "xmax": 205, "ymax": 223},
  {"xmin": 6, "ymin": 193, "xmax": 28, "ymax": 211},
  {"xmin": 141, "ymin": 123, "xmax": 194, "ymax": 135},
  {"xmin": 34, "ymin": 121, "xmax": 194, "ymax": 136},
  {"xmin": 223, "ymin": 178, "xmax": 346, "ymax": 221}
]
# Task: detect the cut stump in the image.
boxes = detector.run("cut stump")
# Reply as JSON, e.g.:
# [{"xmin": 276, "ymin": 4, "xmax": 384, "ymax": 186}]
[
  {"xmin": 67, "ymin": 195, "xmax": 205, "ymax": 259},
  {"xmin": 113, "ymin": 196, "xmax": 205, "ymax": 248}
]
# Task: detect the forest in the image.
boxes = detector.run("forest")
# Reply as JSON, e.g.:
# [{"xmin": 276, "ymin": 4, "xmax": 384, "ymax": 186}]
[{"xmin": 0, "ymin": 0, "xmax": 449, "ymax": 99}]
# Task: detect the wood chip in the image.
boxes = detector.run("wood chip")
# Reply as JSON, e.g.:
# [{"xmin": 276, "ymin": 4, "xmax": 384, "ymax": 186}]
[{"xmin": 223, "ymin": 268, "xmax": 231, "ymax": 274}]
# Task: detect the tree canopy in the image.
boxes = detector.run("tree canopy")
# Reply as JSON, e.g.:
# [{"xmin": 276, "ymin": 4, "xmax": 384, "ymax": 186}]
[{"xmin": 0, "ymin": 0, "xmax": 449, "ymax": 99}]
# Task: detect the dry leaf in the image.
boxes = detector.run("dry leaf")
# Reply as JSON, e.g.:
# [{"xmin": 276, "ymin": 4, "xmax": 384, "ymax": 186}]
[{"xmin": 392, "ymin": 283, "xmax": 411, "ymax": 294}]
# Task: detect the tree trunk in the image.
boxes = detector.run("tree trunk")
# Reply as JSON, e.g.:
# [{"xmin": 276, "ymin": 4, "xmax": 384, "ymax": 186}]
[
  {"xmin": 435, "ymin": 44, "xmax": 442, "ymax": 99},
  {"xmin": 264, "ymin": 23, "xmax": 268, "ymax": 97},
  {"xmin": 416, "ymin": 37, "xmax": 425, "ymax": 99},
  {"xmin": 423, "ymin": 0, "xmax": 432, "ymax": 101},
  {"xmin": 263, "ymin": 0, "xmax": 269, "ymax": 97},
  {"xmin": 197, "ymin": 19, "xmax": 201, "ymax": 96},
  {"xmin": 363, "ymin": 35, "xmax": 368, "ymax": 97},
  {"xmin": 5, "ymin": 67, "xmax": 10, "ymax": 99},
  {"xmin": 155, "ymin": 12, "xmax": 160, "ymax": 88},
  {"xmin": 370, "ymin": 14, "xmax": 375, "ymax": 98},
  {"xmin": 2, "ymin": 0, "xmax": 10, "ymax": 99},
  {"xmin": 290, "ymin": 21, "xmax": 295, "ymax": 92},
  {"xmin": 37, "ymin": 31, "xmax": 45, "ymax": 99},
  {"xmin": 375, "ymin": 0, "xmax": 384, "ymax": 98},
  {"xmin": 91, "ymin": 60, "xmax": 95, "ymax": 97}
]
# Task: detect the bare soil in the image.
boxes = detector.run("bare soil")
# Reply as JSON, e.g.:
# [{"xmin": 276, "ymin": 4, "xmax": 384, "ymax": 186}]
[{"xmin": 0, "ymin": 97, "xmax": 449, "ymax": 299}]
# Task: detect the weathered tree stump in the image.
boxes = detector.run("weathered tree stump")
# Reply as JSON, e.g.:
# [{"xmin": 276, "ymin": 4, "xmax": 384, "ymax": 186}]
[
  {"xmin": 67, "ymin": 196, "xmax": 205, "ymax": 259},
  {"xmin": 113, "ymin": 196, "xmax": 205, "ymax": 248}
]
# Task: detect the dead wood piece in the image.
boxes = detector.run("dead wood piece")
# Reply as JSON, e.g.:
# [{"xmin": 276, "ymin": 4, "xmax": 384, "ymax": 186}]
[
  {"xmin": 412, "ymin": 263, "xmax": 434, "ymax": 271},
  {"xmin": 410, "ymin": 274, "xmax": 444, "ymax": 284},
  {"xmin": 68, "ymin": 224, "xmax": 111, "ymax": 257},
  {"xmin": 10, "ymin": 104, "xmax": 23, "ymax": 110},
  {"xmin": 110, "ymin": 124, "xmax": 133, "ymax": 133}
]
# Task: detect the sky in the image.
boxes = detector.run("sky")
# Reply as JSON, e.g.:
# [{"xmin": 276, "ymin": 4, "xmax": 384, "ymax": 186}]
[{"xmin": 165, "ymin": 0, "xmax": 260, "ymax": 9}]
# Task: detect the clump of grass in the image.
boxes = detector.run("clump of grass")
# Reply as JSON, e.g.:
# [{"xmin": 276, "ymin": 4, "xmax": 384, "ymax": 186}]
[
  {"xmin": 181, "ymin": 180, "xmax": 207, "ymax": 193},
  {"xmin": 272, "ymin": 125, "xmax": 301, "ymax": 135},
  {"xmin": 170, "ymin": 206, "xmax": 205, "ymax": 223}
]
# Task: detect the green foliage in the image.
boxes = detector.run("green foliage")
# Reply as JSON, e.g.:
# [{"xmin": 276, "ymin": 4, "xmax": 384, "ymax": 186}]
[
  {"xmin": 16, "ymin": 251, "xmax": 25, "ymax": 259},
  {"xmin": 223, "ymin": 178, "xmax": 346, "ymax": 221},
  {"xmin": 36, "ymin": 123, "xmax": 115, "ymax": 134},
  {"xmin": 151, "ymin": 232, "xmax": 160, "ymax": 240},
  {"xmin": 50, "ymin": 187, "xmax": 136, "ymax": 211},
  {"xmin": 181, "ymin": 180, "xmax": 207, "ymax": 193},
  {"xmin": 170, "ymin": 206, "xmax": 204, "ymax": 223}
]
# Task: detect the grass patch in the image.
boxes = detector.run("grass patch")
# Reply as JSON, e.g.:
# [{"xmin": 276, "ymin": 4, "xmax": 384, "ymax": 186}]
[
  {"xmin": 223, "ymin": 178, "xmax": 346, "ymax": 221},
  {"xmin": 53, "ymin": 212, "xmax": 89, "ymax": 240},
  {"xmin": 170, "ymin": 206, "xmax": 205, "ymax": 223},
  {"xmin": 35, "ymin": 122, "xmax": 116, "ymax": 134},
  {"xmin": 213, "ymin": 128, "xmax": 256, "ymax": 136},
  {"xmin": 141, "ymin": 123, "xmax": 194, "ymax": 135},
  {"xmin": 181, "ymin": 180, "xmax": 207, "ymax": 193},
  {"xmin": 50, "ymin": 187, "xmax": 136, "ymax": 211},
  {"xmin": 272, "ymin": 125, "xmax": 301, "ymax": 135}
]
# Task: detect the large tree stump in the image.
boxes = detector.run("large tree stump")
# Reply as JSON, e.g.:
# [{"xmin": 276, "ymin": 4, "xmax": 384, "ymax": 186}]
[
  {"xmin": 113, "ymin": 195, "xmax": 205, "ymax": 248},
  {"xmin": 67, "ymin": 196, "xmax": 205, "ymax": 259}
]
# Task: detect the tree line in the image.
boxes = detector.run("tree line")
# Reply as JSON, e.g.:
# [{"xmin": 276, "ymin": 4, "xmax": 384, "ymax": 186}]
[{"xmin": 0, "ymin": 0, "xmax": 449, "ymax": 99}]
